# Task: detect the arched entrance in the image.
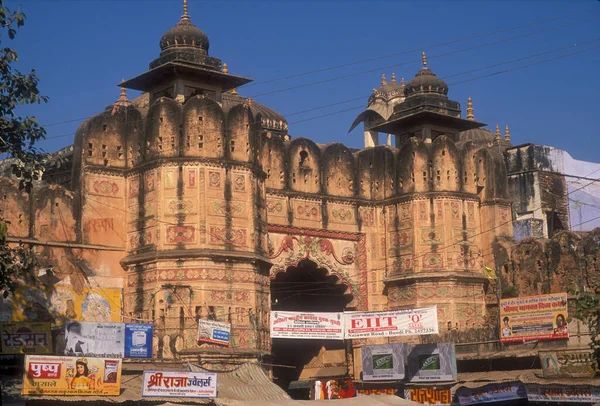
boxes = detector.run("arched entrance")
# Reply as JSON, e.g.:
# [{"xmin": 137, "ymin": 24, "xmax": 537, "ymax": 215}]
[{"xmin": 270, "ymin": 259, "xmax": 354, "ymax": 398}]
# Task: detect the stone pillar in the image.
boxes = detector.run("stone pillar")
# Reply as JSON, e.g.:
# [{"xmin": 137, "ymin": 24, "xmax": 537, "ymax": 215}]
[{"xmin": 364, "ymin": 123, "xmax": 378, "ymax": 148}]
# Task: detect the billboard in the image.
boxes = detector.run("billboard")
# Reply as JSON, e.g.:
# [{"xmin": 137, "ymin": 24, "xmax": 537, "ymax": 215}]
[
  {"xmin": 539, "ymin": 349, "xmax": 595, "ymax": 378},
  {"xmin": 499, "ymin": 293, "xmax": 568, "ymax": 343},
  {"xmin": 0, "ymin": 322, "xmax": 52, "ymax": 354},
  {"xmin": 406, "ymin": 343, "xmax": 457, "ymax": 382},
  {"xmin": 64, "ymin": 321, "xmax": 125, "ymax": 358},
  {"xmin": 361, "ymin": 343, "xmax": 405, "ymax": 381},
  {"xmin": 455, "ymin": 382, "xmax": 527, "ymax": 405},
  {"xmin": 525, "ymin": 384, "xmax": 600, "ymax": 403},
  {"xmin": 125, "ymin": 324, "xmax": 153, "ymax": 358},
  {"xmin": 142, "ymin": 370, "xmax": 217, "ymax": 398},
  {"xmin": 344, "ymin": 306, "xmax": 438, "ymax": 339},
  {"xmin": 270, "ymin": 311, "xmax": 344, "ymax": 340},
  {"xmin": 197, "ymin": 320, "xmax": 230, "ymax": 346},
  {"xmin": 405, "ymin": 388, "xmax": 452, "ymax": 405},
  {"xmin": 23, "ymin": 355, "xmax": 122, "ymax": 396}
]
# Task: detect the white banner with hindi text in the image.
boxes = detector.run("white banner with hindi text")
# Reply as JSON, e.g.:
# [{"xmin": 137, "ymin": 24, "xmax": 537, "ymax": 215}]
[
  {"xmin": 344, "ymin": 306, "xmax": 438, "ymax": 339},
  {"xmin": 270, "ymin": 311, "xmax": 344, "ymax": 340}
]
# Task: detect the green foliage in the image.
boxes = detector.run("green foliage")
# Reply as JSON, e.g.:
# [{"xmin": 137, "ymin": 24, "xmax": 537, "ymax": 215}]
[
  {"xmin": 568, "ymin": 288, "xmax": 600, "ymax": 374},
  {"xmin": 0, "ymin": 1, "xmax": 43, "ymax": 293},
  {"xmin": 1, "ymin": 0, "xmax": 49, "ymax": 193},
  {"xmin": 501, "ymin": 284, "xmax": 519, "ymax": 298}
]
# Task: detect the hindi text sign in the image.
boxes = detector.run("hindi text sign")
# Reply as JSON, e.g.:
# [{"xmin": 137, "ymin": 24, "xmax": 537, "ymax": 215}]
[
  {"xmin": 0, "ymin": 322, "xmax": 52, "ymax": 354},
  {"xmin": 64, "ymin": 321, "xmax": 125, "ymax": 358},
  {"xmin": 499, "ymin": 293, "xmax": 568, "ymax": 343},
  {"xmin": 125, "ymin": 324, "xmax": 153, "ymax": 358},
  {"xmin": 345, "ymin": 306, "xmax": 438, "ymax": 339},
  {"xmin": 23, "ymin": 355, "xmax": 122, "ymax": 396},
  {"xmin": 270, "ymin": 311, "xmax": 344, "ymax": 340},
  {"xmin": 197, "ymin": 319, "xmax": 230, "ymax": 346},
  {"xmin": 142, "ymin": 371, "xmax": 217, "ymax": 398}
]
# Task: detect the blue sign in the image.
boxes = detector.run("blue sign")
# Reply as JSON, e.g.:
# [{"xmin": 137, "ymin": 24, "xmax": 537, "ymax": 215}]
[{"xmin": 125, "ymin": 324, "xmax": 153, "ymax": 358}]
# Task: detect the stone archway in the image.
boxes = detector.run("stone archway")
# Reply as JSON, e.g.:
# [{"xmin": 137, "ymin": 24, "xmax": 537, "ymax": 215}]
[{"xmin": 270, "ymin": 259, "xmax": 353, "ymax": 398}]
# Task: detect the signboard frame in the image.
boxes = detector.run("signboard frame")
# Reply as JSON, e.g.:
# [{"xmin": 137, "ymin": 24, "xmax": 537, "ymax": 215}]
[
  {"xmin": 344, "ymin": 306, "xmax": 438, "ymax": 339},
  {"xmin": 270, "ymin": 311, "xmax": 344, "ymax": 340},
  {"xmin": 64, "ymin": 321, "xmax": 125, "ymax": 358},
  {"xmin": 0, "ymin": 322, "xmax": 52, "ymax": 354},
  {"xmin": 361, "ymin": 343, "xmax": 406, "ymax": 381},
  {"xmin": 142, "ymin": 370, "xmax": 218, "ymax": 398},
  {"xmin": 197, "ymin": 319, "xmax": 231, "ymax": 346},
  {"xmin": 406, "ymin": 343, "xmax": 457, "ymax": 382},
  {"xmin": 124, "ymin": 323, "xmax": 153, "ymax": 358}
]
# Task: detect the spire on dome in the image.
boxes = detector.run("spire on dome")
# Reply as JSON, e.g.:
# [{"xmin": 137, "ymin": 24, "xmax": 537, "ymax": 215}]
[
  {"xmin": 495, "ymin": 124, "xmax": 501, "ymax": 141},
  {"xmin": 466, "ymin": 97, "xmax": 474, "ymax": 120},
  {"xmin": 505, "ymin": 125, "xmax": 511, "ymax": 142},
  {"xmin": 223, "ymin": 62, "xmax": 228, "ymax": 74},
  {"xmin": 422, "ymin": 51, "xmax": 427, "ymax": 67},
  {"xmin": 391, "ymin": 73, "xmax": 396, "ymax": 84},
  {"xmin": 182, "ymin": 0, "xmax": 189, "ymax": 20},
  {"xmin": 381, "ymin": 74, "xmax": 387, "ymax": 86}
]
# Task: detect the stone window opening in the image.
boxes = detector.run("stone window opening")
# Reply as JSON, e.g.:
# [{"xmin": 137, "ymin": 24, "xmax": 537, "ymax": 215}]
[
  {"xmin": 160, "ymin": 116, "xmax": 164, "ymax": 124},
  {"xmin": 399, "ymin": 176, "xmax": 404, "ymax": 188},
  {"xmin": 411, "ymin": 172, "xmax": 415, "ymax": 183},
  {"xmin": 104, "ymin": 159, "xmax": 109, "ymax": 167},
  {"xmin": 326, "ymin": 176, "xmax": 330, "ymax": 187},
  {"xmin": 198, "ymin": 116, "xmax": 203, "ymax": 122},
  {"xmin": 436, "ymin": 170, "xmax": 441, "ymax": 183},
  {"xmin": 279, "ymin": 171, "xmax": 284, "ymax": 182},
  {"xmin": 231, "ymin": 140, "xmax": 235, "ymax": 152},
  {"xmin": 208, "ymin": 306, "xmax": 217, "ymax": 321},
  {"xmin": 299, "ymin": 151, "xmax": 309, "ymax": 167},
  {"xmin": 87, "ymin": 143, "xmax": 93, "ymax": 157},
  {"xmin": 198, "ymin": 135, "xmax": 204, "ymax": 149},
  {"xmin": 442, "ymin": 150, "xmax": 446, "ymax": 156},
  {"xmin": 267, "ymin": 169, "xmax": 271, "ymax": 179},
  {"xmin": 117, "ymin": 145, "xmax": 123, "ymax": 159},
  {"xmin": 179, "ymin": 307, "xmax": 185, "ymax": 330},
  {"xmin": 102, "ymin": 124, "xmax": 107, "ymax": 132},
  {"xmin": 101, "ymin": 144, "xmax": 107, "ymax": 158},
  {"xmin": 292, "ymin": 172, "xmax": 296, "ymax": 184},
  {"xmin": 447, "ymin": 321, "xmax": 452, "ymax": 331}
]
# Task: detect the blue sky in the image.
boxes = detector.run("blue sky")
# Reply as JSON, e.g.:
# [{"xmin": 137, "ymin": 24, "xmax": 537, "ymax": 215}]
[{"xmin": 6, "ymin": 0, "xmax": 600, "ymax": 162}]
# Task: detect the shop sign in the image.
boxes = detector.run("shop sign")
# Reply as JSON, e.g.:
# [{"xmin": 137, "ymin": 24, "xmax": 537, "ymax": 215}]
[
  {"xmin": 0, "ymin": 322, "xmax": 52, "ymax": 354},
  {"xmin": 404, "ymin": 387, "xmax": 452, "ymax": 405},
  {"xmin": 525, "ymin": 384, "xmax": 600, "ymax": 403},
  {"xmin": 362, "ymin": 343, "xmax": 405, "ymax": 381},
  {"xmin": 499, "ymin": 293, "xmax": 568, "ymax": 343},
  {"xmin": 64, "ymin": 321, "xmax": 125, "ymax": 358},
  {"xmin": 539, "ymin": 348, "xmax": 595, "ymax": 378},
  {"xmin": 407, "ymin": 343, "xmax": 457, "ymax": 382},
  {"xmin": 124, "ymin": 324, "xmax": 153, "ymax": 358},
  {"xmin": 357, "ymin": 388, "xmax": 397, "ymax": 396},
  {"xmin": 455, "ymin": 382, "xmax": 526, "ymax": 405},
  {"xmin": 344, "ymin": 306, "xmax": 438, "ymax": 339},
  {"xmin": 23, "ymin": 355, "xmax": 122, "ymax": 396},
  {"xmin": 197, "ymin": 319, "xmax": 231, "ymax": 346},
  {"xmin": 142, "ymin": 370, "xmax": 217, "ymax": 398},
  {"xmin": 270, "ymin": 311, "xmax": 344, "ymax": 340}
]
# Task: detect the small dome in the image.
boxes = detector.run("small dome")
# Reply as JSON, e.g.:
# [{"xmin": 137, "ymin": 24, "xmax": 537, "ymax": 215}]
[
  {"xmin": 159, "ymin": 16, "xmax": 209, "ymax": 53},
  {"xmin": 368, "ymin": 74, "xmax": 405, "ymax": 107},
  {"xmin": 459, "ymin": 128, "xmax": 495, "ymax": 145},
  {"xmin": 405, "ymin": 67, "xmax": 448, "ymax": 97}
]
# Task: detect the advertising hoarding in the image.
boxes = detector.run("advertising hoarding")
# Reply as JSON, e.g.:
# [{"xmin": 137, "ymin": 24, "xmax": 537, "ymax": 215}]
[
  {"xmin": 455, "ymin": 382, "xmax": 527, "ymax": 405},
  {"xmin": 539, "ymin": 348, "xmax": 595, "ymax": 378},
  {"xmin": 270, "ymin": 311, "xmax": 344, "ymax": 340},
  {"xmin": 0, "ymin": 322, "xmax": 52, "ymax": 354},
  {"xmin": 404, "ymin": 388, "xmax": 452, "ymax": 405},
  {"xmin": 197, "ymin": 319, "xmax": 231, "ymax": 346},
  {"xmin": 64, "ymin": 321, "xmax": 125, "ymax": 358},
  {"xmin": 345, "ymin": 307, "xmax": 438, "ymax": 339},
  {"xmin": 23, "ymin": 355, "xmax": 122, "ymax": 396},
  {"xmin": 406, "ymin": 343, "xmax": 457, "ymax": 382},
  {"xmin": 124, "ymin": 324, "xmax": 153, "ymax": 358},
  {"xmin": 499, "ymin": 293, "xmax": 568, "ymax": 343},
  {"xmin": 361, "ymin": 343, "xmax": 405, "ymax": 381},
  {"xmin": 525, "ymin": 384, "xmax": 600, "ymax": 403},
  {"xmin": 142, "ymin": 370, "xmax": 217, "ymax": 398}
]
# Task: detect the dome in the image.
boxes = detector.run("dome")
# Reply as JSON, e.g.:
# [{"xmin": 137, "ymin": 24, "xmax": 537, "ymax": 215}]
[
  {"xmin": 222, "ymin": 92, "xmax": 288, "ymax": 133},
  {"xmin": 459, "ymin": 128, "xmax": 496, "ymax": 146},
  {"xmin": 159, "ymin": 15, "xmax": 209, "ymax": 53},
  {"xmin": 405, "ymin": 67, "xmax": 448, "ymax": 97},
  {"xmin": 367, "ymin": 74, "xmax": 405, "ymax": 107}
]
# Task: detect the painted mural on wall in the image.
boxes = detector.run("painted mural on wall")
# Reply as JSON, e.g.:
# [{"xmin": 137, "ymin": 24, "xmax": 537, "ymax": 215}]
[{"xmin": 0, "ymin": 285, "xmax": 122, "ymax": 324}]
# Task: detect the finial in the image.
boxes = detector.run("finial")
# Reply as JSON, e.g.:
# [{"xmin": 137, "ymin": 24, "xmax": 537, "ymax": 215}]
[
  {"xmin": 466, "ymin": 97, "xmax": 474, "ymax": 120},
  {"xmin": 381, "ymin": 74, "xmax": 387, "ymax": 86},
  {"xmin": 183, "ymin": 0, "xmax": 189, "ymax": 18},
  {"xmin": 401, "ymin": 77, "xmax": 405, "ymax": 86},
  {"xmin": 119, "ymin": 79, "xmax": 128, "ymax": 101},
  {"xmin": 231, "ymin": 88, "xmax": 238, "ymax": 95},
  {"xmin": 223, "ymin": 63, "xmax": 228, "ymax": 74},
  {"xmin": 246, "ymin": 98, "xmax": 253, "ymax": 107},
  {"xmin": 495, "ymin": 124, "xmax": 501, "ymax": 141},
  {"xmin": 505, "ymin": 125, "xmax": 511, "ymax": 142},
  {"xmin": 422, "ymin": 51, "xmax": 427, "ymax": 67},
  {"xmin": 391, "ymin": 73, "xmax": 396, "ymax": 84}
]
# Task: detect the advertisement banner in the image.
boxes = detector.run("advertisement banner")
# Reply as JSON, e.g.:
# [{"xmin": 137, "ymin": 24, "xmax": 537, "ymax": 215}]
[
  {"xmin": 64, "ymin": 321, "xmax": 125, "ymax": 358},
  {"xmin": 539, "ymin": 348, "xmax": 595, "ymax": 378},
  {"xmin": 125, "ymin": 324, "xmax": 153, "ymax": 358},
  {"xmin": 23, "ymin": 355, "xmax": 122, "ymax": 396},
  {"xmin": 361, "ymin": 344, "xmax": 405, "ymax": 381},
  {"xmin": 455, "ymin": 382, "xmax": 527, "ymax": 405},
  {"xmin": 0, "ymin": 322, "xmax": 52, "ymax": 354},
  {"xmin": 404, "ymin": 388, "xmax": 452, "ymax": 405},
  {"xmin": 270, "ymin": 311, "xmax": 344, "ymax": 340},
  {"xmin": 525, "ymin": 384, "xmax": 600, "ymax": 403},
  {"xmin": 197, "ymin": 319, "xmax": 230, "ymax": 346},
  {"xmin": 499, "ymin": 293, "xmax": 568, "ymax": 343},
  {"xmin": 345, "ymin": 307, "xmax": 438, "ymax": 339},
  {"xmin": 142, "ymin": 370, "xmax": 217, "ymax": 398},
  {"xmin": 406, "ymin": 343, "xmax": 457, "ymax": 382}
]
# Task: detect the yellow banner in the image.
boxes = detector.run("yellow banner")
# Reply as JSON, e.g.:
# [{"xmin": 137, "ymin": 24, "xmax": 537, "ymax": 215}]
[
  {"xmin": 2, "ymin": 285, "xmax": 122, "ymax": 323},
  {"xmin": 500, "ymin": 293, "xmax": 568, "ymax": 343},
  {"xmin": 23, "ymin": 355, "xmax": 122, "ymax": 396},
  {"xmin": 0, "ymin": 322, "xmax": 52, "ymax": 354}
]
